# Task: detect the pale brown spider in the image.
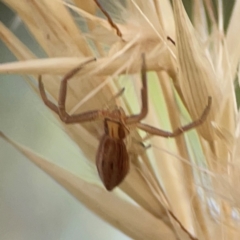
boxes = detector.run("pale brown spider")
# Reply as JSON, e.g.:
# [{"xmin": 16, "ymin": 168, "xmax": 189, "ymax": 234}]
[{"xmin": 38, "ymin": 54, "xmax": 212, "ymax": 191}]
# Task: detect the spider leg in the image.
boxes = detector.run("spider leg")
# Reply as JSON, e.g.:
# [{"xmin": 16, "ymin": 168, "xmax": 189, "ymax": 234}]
[
  {"xmin": 58, "ymin": 58, "xmax": 96, "ymax": 120},
  {"xmin": 38, "ymin": 58, "xmax": 95, "ymax": 116},
  {"xmin": 39, "ymin": 75, "xmax": 111, "ymax": 124},
  {"xmin": 126, "ymin": 53, "xmax": 148, "ymax": 124},
  {"xmin": 38, "ymin": 58, "xmax": 119, "ymax": 124},
  {"xmin": 136, "ymin": 96, "xmax": 212, "ymax": 138},
  {"xmin": 93, "ymin": 0, "xmax": 122, "ymax": 38},
  {"xmin": 38, "ymin": 75, "xmax": 59, "ymax": 114}
]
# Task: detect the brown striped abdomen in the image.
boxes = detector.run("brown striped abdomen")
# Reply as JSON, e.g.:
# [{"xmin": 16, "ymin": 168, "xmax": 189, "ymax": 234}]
[{"xmin": 96, "ymin": 135, "xmax": 129, "ymax": 191}]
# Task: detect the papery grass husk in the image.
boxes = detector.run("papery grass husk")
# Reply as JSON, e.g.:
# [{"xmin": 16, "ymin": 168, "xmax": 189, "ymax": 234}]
[
  {"xmin": 0, "ymin": 132, "xmax": 176, "ymax": 240},
  {"xmin": 1, "ymin": 0, "xmax": 240, "ymax": 239}
]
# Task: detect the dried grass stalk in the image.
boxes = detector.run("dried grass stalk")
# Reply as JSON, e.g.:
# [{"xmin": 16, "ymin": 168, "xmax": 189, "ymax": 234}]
[{"xmin": 1, "ymin": 0, "xmax": 240, "ymax": 239}]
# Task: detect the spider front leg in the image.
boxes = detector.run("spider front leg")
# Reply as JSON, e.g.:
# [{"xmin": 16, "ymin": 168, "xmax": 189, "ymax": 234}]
[
  {"xmin": 136, "ymin": 96, "xmax": 212, "ymax": 138},
  {"xmin": 126, "ymin": 53, "xmax": 148, "ymax": 124},
  {"xmin": 57, "ymin": 58, "xmax": 96, "ymax": 121},
  {"xmin": 38, "ymin": 75, "xmax": 59, "ymax": 114},
  {"xmin": 38, "ymin": 58, "xmax": 110, "ymax": 124}
]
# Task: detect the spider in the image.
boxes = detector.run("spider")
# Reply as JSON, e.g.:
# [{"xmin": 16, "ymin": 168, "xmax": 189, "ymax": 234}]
[{"xmin": 38, "ymin": 54, "xmax": 212, "ymax": 191}]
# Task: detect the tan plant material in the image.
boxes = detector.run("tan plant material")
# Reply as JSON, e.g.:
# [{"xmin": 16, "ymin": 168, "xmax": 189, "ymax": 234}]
[{"xmin": 1, "ymin": 0, "xmax": 240, "ymax": 239}]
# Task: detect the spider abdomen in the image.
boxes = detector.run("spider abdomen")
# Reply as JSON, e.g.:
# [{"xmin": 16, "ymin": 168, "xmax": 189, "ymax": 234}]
[{"xmin": 96, "ymin": 135, "xmax": 129, "ymax": 191}]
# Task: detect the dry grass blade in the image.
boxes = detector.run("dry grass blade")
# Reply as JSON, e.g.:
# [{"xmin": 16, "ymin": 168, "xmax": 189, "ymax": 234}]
[
  {"xmin": 0, "ymin": 57, "xmax": 96, "ymax": 75},
  {"xmin": 0, "ymin": 132, "xmax": 176, "ymax": 240},
  {"xmin": 2, "ymin": 0, "xmax": 240, "ymax": 239},
  {"xmin": 173, "ymin": 0, "xmax": 221, "ymax": 140},
  {"xmin": 0, "ymin": 22, "xmax": 35, "ymax": 60},
  {"xmin": 226, "ymin": 0, "xmax": 240, "ymax": 76},
  {"xmin": 0, "ymin": 54, "xmax": 169, "ymax": 75},
  {"xmin": 3, "ymin": 0, "xmax": 91, "ymax": 56}
]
